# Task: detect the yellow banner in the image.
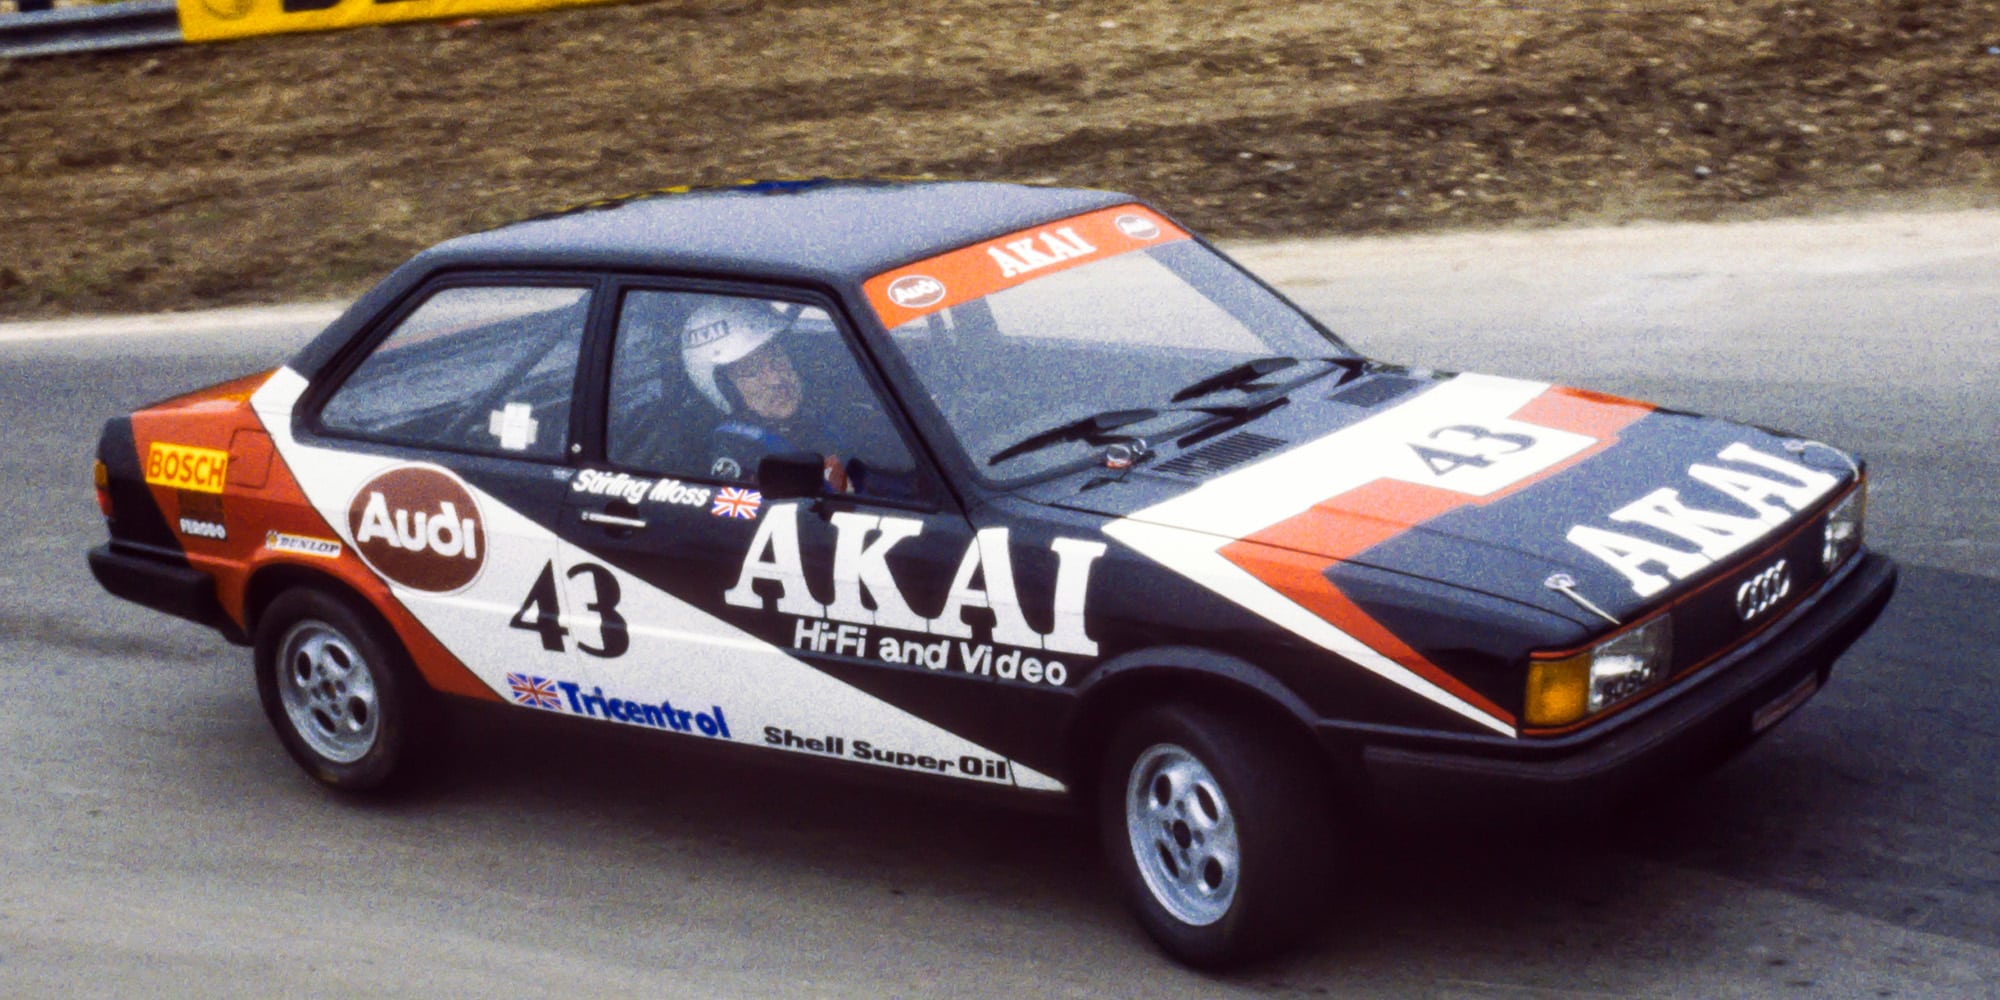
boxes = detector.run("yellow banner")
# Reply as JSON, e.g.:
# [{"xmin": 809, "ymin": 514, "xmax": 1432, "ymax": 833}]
[{"xmin": 179, "ymin": 0, "xmax": 620, "ymax": 43}]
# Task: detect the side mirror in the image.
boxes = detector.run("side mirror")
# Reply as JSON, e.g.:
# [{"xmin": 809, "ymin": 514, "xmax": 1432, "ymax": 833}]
[{"xmin": 757, "ymin": 451, "xmax": 825, "ymax": 500}]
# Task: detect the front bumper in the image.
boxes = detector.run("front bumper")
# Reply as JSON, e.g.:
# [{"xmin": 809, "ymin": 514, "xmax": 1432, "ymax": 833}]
[{"xmin": 1341, "ymin": 550, "xmax": 1898, "ymax": 808}]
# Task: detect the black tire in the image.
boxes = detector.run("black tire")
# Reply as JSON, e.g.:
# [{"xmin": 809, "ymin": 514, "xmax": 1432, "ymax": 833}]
[
  {"xmin": 254, "ymin": 588, "xmax": 435, "ymax": 793},
  {"xmin": 1097, "ymin": 704, "xmax": 1337, "ymax": 968}
]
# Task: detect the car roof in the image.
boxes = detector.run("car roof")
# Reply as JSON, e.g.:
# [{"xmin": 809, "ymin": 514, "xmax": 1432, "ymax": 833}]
[
  {"xmin": 419, "ymin": 179, "xmax": 1134, "ymax": 283},
  {"xmin": 290, "ymin": 179, "xmax": 1137, "ymax": 378}
]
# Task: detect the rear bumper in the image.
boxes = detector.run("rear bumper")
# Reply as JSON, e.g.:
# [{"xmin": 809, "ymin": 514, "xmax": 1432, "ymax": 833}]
[
  {"xmin": 88, "ymin": 542, "xmax": 246, "ymax": 643},
  {"xmin": 1342, "ymin": 550, "xmax": 1898, "ymax": 808}
]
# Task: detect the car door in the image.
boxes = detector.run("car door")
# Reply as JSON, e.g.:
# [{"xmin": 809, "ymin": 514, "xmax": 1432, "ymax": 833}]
[
  {"xmin": 304, "ymin": 277, "xmax": 606, "ymax": 711},
  {"xmin": 543, "ymin": 282, "xmax": 1063, "ymax": 787}
]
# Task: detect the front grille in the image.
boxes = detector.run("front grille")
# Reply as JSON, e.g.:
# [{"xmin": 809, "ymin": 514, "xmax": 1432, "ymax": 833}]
[{"xmin": 1667, "ymin": 509, "xmax": 1834, "ymax": 677}]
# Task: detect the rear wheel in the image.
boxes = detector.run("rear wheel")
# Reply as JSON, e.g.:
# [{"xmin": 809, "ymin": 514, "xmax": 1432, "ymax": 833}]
[
  {"xmin": 1098, "ymin": 704, "xmax": 1336, "ymax": 967},
  {"xmin": 254, "ymin": 588, "xmax": 432, "ymax": 792}
]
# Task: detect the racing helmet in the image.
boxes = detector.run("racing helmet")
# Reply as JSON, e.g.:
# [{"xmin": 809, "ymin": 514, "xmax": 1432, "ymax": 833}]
[{"xmin": 681, "ymin": 298, "xmax": 789, "ymax": 413}]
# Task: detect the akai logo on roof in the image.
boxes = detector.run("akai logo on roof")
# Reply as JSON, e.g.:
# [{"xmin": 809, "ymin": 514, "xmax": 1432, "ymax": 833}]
[
  {"xmin": 347, "ymin": 465, "xmax": 486, "ymax": 593},
  {"xmin": 988, "ymin": 227, "xmax": 1096, "ymax": 279}
]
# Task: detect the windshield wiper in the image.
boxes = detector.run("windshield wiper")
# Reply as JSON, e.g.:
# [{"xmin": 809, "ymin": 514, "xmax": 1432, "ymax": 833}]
[
  {"xmin": 988, "ymin": 408, "xmax": 1160, "ymax": 466},
  {"xmin": 1169, "ymin": 356, "xmax": 1299, "ymax": 403}
]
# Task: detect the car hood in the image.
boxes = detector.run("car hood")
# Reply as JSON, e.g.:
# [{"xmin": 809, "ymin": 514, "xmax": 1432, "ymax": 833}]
[{"xmin": 1037, "ymin": 368, "xmax": 1857, "ymax": 627}]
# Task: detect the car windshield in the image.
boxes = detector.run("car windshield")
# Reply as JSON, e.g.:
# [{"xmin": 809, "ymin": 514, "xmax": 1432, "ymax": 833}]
[{"xmin": 865, "ymin": 205, "xmax": 1350, "ymax": 483}]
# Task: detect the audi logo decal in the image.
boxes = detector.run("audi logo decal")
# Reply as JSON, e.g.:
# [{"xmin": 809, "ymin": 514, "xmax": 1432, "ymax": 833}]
[{"xmin": 1735, "ymin": 558, "xmax": 1793, "ymax": 622}]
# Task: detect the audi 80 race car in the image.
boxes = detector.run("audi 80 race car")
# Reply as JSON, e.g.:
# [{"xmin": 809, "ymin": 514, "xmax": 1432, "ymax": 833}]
[{"xmin": 89, "ymin": 179, "xmax": 1897, "ymax": 966}]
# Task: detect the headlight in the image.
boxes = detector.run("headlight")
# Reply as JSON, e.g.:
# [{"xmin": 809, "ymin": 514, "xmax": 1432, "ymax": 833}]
[
  {"xmin": 1823, "ymin": 482, "xmax": 1865, "ymax": 570},
  {"xmin": 1526, "ymin": 615, "xmax": 1675, "ymax": 727}
]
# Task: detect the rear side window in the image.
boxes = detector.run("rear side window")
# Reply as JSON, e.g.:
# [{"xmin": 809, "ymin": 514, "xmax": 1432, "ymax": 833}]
[{"xmin": 318, "ymin": 285, "xmax": 590, "ymax": 460}]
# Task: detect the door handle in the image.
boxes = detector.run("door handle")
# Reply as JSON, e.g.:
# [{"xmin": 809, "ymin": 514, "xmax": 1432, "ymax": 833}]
[{"xmin": 580, "ymin": 510, "xmax": 648, "ymax": 530}]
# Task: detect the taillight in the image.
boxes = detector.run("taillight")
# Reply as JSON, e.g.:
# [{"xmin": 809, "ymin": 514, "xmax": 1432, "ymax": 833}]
[{"xmin": 93, "ymin": 460, "xmax": 113, "ymax": 518}]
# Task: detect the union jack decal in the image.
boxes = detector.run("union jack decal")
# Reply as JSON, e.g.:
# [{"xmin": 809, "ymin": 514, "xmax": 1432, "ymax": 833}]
[
  {"xmin": 507, "ymin": 672, "xmax": 562, "ymax": 710},
  {"xmin": 711, "ymin": 487, "xmax": 763, "ymax": 519}
]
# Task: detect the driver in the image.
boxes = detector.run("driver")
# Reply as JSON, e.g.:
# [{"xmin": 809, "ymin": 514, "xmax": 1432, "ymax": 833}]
[{"xmin": 681, "ymin": 298, "xmax": 854, "ymax": 491}]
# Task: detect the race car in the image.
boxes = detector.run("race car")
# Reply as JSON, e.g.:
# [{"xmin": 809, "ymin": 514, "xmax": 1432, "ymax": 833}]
[{"xmin": 88, "ymin": 179, "xmax": 1898, "ymax": 967}]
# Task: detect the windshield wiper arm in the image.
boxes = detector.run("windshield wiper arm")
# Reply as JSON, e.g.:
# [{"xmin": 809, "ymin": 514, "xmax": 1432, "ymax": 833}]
[
  {"xmin": 1169, "ymin": 356, "xmax": 1298, "ymax": 403},
  {"xmin": 988, "ymin": 408, "xmax": 1160, "ymax": 466}
]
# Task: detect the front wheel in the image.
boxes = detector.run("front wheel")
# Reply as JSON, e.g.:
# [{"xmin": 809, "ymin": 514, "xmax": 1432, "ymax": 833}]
[
  {"xmin": 254, "ymin": 588, "xmax": 433, "ymax": 793},
  {"xmin": 1098, "ymin": 704, "xmax": 1337, "ymax": 968}
]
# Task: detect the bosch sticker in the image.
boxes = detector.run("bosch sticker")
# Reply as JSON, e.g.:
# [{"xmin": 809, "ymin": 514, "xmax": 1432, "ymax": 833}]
[{"xmin": 146, "ymin": 443, "xmax": 229, "ymax": 494}]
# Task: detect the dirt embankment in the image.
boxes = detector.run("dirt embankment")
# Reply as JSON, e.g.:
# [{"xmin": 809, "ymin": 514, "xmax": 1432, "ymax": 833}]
[{"xmin": 1, "ymin": 0, "xmax": 1996, "ymax": 319}]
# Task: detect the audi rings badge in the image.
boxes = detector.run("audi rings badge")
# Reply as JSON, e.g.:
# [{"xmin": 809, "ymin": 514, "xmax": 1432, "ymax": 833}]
[{"xmin": 1735, "ymin": 558, "xmax": 1793, "ymax": 623}]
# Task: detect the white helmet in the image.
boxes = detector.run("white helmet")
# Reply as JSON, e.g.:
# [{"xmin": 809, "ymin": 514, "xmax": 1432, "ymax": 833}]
[{"xmin": 682, "ymin": 299, "xmax": 789, "ymax": 412}]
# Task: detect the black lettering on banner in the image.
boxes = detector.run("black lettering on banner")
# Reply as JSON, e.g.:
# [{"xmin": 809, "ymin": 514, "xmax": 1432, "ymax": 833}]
[
  {"xmin": 1411, "ymin": 424, "xmax": 1536, "ymax": 477},
  {"xmin": 509, "ymin": 561, "xmax": 628, "ymax": 658},
  {"xmin": 279, "ymin": 0, "xmax": 419, "ymax": 12}
]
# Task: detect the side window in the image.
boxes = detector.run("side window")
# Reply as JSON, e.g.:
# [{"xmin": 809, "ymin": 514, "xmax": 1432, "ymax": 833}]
[
  {"xmin": 606, "ymin": 290, "xmax": 923, "ymax": 499},
  {"xmin": 319, "ymin": 285, "xmax": 589, "ymax": 460}
]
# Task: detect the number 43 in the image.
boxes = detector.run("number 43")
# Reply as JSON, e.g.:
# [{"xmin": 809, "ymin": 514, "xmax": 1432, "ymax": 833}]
[
  {"xmin": 1410, "ymin": 423, "xmax": 1537, "ymax": 476},
  {"xmin": 509, "ymin": 561, "xmax": 630, "ymax": 658}
]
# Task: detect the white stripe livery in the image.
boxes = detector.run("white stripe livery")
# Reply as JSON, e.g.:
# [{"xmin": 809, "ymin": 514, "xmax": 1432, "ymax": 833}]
[{"xmin": 250, "ymin": 368, "xmax": 1064, "ymax": 791}]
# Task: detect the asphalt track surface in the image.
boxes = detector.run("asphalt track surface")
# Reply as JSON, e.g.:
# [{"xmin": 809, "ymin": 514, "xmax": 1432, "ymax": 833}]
[{"xmin": 3, "ymin": 211, "xmax": 1997, "ymax": 998}]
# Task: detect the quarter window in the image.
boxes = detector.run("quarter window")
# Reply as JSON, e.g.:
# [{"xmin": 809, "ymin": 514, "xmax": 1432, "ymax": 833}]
[{"xmin": 318, "ymin": 285, "xmax": 589, "ymax": 459}]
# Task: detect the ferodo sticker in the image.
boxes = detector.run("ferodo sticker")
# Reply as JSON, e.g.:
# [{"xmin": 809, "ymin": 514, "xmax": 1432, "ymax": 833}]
[
  {"xmin": 145, "ymin": 443, "xmax": 230, "ymax": 494},
  {"xmin": 347, "ymin": 465, "xmax": 486, "ymax": 593}
]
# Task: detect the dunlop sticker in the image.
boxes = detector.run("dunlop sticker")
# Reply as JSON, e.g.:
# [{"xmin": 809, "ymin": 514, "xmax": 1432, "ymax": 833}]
[{"xmin": 266, "ymin": 531, "xmax": 343, "ymax": 559}]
